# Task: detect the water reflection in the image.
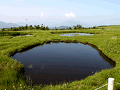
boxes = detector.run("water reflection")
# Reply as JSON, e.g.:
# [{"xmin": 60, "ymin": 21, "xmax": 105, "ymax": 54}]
[
  {"xmin": 12, "ymin": 42, "xmax": 115, "ymax": 86},
  {"xmin": 59, "ymin": 33, "xmax": 93, "ymax": 36},
  {"xmin": 13, "ymin": 34, "xmax": 33, "ymax": 38}
]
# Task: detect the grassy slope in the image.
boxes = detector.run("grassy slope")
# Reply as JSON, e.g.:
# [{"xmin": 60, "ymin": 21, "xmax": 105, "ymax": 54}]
[{"xmin": 0, "ymin": 25, "xmax": 120, "ymax": 90}]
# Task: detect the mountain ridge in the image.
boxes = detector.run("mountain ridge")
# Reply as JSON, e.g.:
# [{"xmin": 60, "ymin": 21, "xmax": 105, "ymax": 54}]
[
  {"xmin": 0, "ymin": 21, "xmax": 19, "ymax": 29},
  {"xmin": 16, "ymin": 20, "xmax": 92, "ymax": 28}
]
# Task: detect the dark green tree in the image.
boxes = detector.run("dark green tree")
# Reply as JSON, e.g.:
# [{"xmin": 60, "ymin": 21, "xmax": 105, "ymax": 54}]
[
  {"xmin": 93, "ymin": 26, "xmax": 96, "ymax": 29},
  {"xmin": 69, "ymin": 27, "xmax": 72, "ymax": 30},
  {"xmin": 76, "ymin": 25, "xmax": 82, "ymax": 29},
  {"xmin": 25, "ymin": 24, "xmax": 28, "ymax": 30},
  {"xmin": 55, "ymin": 27, "xmax": 57, "ymax": 30},
  {"xmin": 74, "ymin": 26, "xmax": 77, "ymax": 29},
  {"xmin": 18, "ymin": 26, "xmax": 22, "ymax": 31},
  {"xmin": 43, "ymin": 25, "xmax": 45, "ymax": 30},
  {"xmin": 12, "ymin": 27, "xmax": 18, "ymax": 31},
  {"xmin": 7, "ymin": 28, "xmax": 10, "ymax": 31},
  {"xmin": 21, "ymin": 26, "xmax": 24, "ymax": 30},
  {"xmin": 45, "ymin": 26, "xmax": 49, "ymax": 30},
  {"xmin": 29, "ymin": 25, "xmax": 33, "ymax": 30},
  {"xmin": 9, "ymin": 27, "xmax": 13, "ymax": 31},
  {"xmin": 41, "ymin": 25, "xmax": 43, "ymax": 30},
  {"xmin": 78, "ymin": 25, "xmax": 82, "ymax": 28},
  {"xmin": 34, "ymin": 25, "xmax": 37, "ymax": 29},
  {"xmin": 36, "ymin": 25, "xmax": 40, "ymax": 29},
  {"xmin": 40, "ymin": 24, "xmax": 44, "ymax": 30},
  {"xmin": 2, "ymin": 28, "xmax": 5, "ymax": 31}
]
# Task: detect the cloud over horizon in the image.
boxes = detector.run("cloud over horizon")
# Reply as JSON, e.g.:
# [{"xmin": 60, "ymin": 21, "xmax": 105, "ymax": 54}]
[
  {"xmin": 13, "ymin": 0, "xmax": 23, "ymax": 1},
  {"xmin": 65, "ymin": 12, "xmax": 76, "ymax": 18},
  {"xmin": 0, "ymin": 0, "xmax": 120, "ymax": 25},
  {"xmin": 41, "ymin": 12, "xmax": 43, "ymax": 17}
]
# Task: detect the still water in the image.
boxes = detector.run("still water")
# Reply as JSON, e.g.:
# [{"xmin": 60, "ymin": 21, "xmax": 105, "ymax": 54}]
[
  {"xmin": 12, "ymin": 42, "xmax": 115, "ymax": 86},
  {"xmin": 59, "ymin": 33, "xmax": 93, "ymax": 36}
]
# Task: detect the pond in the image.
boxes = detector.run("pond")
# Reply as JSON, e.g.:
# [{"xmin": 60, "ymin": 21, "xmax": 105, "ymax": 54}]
[
  {"xmin": 13, "ymin": 34, "xmax": 33, "ymax": 38},
  {"xmin": 59, "ymin": 33, "xmax": 93, "ymax": 36},
  {"xmin": 12, "ymin": 41, "xmax": 115, "ymax": 86}
]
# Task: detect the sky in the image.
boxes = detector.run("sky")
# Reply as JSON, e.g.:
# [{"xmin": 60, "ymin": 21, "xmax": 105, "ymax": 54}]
[{"xmin": 0, "ymin": 0, "xmax": 120, "ymax": 26}]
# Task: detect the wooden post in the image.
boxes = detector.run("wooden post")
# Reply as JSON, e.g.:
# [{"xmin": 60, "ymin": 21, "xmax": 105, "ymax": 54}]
[{"xmin": 108, "ymin": 78, "xmax": 114, "ymax": 90}]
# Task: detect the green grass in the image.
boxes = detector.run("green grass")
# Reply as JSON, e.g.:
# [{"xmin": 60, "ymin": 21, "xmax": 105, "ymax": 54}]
[{"xmin": 0, "ymin": 26, "xmax": 120, "ymax": 90}]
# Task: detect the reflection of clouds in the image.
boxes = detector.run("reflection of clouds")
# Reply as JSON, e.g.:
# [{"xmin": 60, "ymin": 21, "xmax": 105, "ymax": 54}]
[{"xmin": 60, "ymin": 33, "xmax": 93, "ymax": 36}]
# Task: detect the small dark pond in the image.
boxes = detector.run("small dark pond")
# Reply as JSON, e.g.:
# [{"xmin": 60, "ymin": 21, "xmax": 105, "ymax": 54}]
[
  {"xmin": 12, "ymin": 41, "xmax": 115, "ymax": 86},
  {"xmin": 59, "ymin": 33, "xmax": 93, "ymax": 36}
]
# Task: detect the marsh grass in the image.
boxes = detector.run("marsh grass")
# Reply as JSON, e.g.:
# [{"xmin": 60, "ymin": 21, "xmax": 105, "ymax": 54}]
[{"xmin": 0, "ymin": 26, "xmax": 120, "ymax": 89}]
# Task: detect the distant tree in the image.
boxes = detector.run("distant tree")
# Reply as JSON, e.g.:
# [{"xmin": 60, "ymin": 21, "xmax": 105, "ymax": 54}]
[
  {"xmin": 12, "ymin": 27, "xmax": 15, "ymax": 31},
  {"xmin": 43, "ymin": 25, "xmax": 45, "ymax": 30},
  {"xmin": 13, "ymin": 27, "xmax": 19, "ymax": 31},
  {"xmin": 2, "ymin": 28, "xmax": 5, "ymax": 31},
  {"xmin": 79, "ymin": 25, "xmax": 82, "ymax": 28},
  {"xmin": 21, "ymin": 26, "xmax": 24, "ymax": 30},
  {"xmin": 41, "ymin": 25, "xmax": 43, "ymax": 30},
  {"xmin": 29, "ymin": 25, "xmax": 33, "ymax": 30},
  {"xmin": 36, "ymin": 25, "xmax": 40, "ymax": 29},
  {"xmin": 93, "ymin": 26, "xmax": 96, "ymax": 29},
  {"xmin": 7, "ymin": 28, "xmax": 10, "ymax": 31},
  {"xmin": 25, "ymin": 24, "xmax": 28, "ymax": 30},
  {"xmin": 10, "ymin": 27, "xmax": 13, "ymax": 31},
  {"xmin": 76, "ymin": 25, "xmax": 79, "ymax": 28},
  {"xmin": 29, "ymin": 25, "xmax": 32, "ymax": 27},
  {"xmin": 74, "ymin": 26, "xmax": 77, "ymax": 29},
  {"xmin": 34, "ymin": 25, "xmax": 36, "ymax": 29},
  {"xmin": 55, "ymin": 27, "xmax": 57, "ymax": 30},
  {"xmin": 69, "ymin": 27, "xmax": 72, "ymax": 30},
  {"xmin": 18, "ymin": 26, "xmax": 22, "ymax": 31},
  {"xmin": 45, "ymin": 26, "xmax": 49, "ymax": 30},
  {"xmin": 40, "ymin": 24, "xmax": 44, "ymax": 30},
  {"xmin": 76, "ymin": 25, "xmax": 82, "ymax": 29}
]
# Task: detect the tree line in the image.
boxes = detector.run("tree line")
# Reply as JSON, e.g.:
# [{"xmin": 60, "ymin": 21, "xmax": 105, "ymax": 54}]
[
  {"xmin": 1, "ymin": 24, "xmax": 50, "ymax": 31},
  {"xmin": 1, "ymin": 24, "xmax": 97, "ymax": 31}
]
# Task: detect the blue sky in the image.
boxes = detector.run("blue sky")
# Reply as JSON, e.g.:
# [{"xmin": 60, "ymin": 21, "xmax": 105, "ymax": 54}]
[{"xmin": 0, "ymin": 0, "xmax": 120, "ymax": 26}]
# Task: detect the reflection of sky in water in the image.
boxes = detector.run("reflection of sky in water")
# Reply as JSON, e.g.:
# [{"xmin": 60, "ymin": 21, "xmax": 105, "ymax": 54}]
[
  {"xmin": 59, "ymin": 33, "xmax": 93, "ymax": 36},
  {"xmin": 25, "ymin": 35, "xmax": 33, "ymax": 36},
  {"xmin": 12, "ymin": 42, "xmax": 114, "ymax": 85},
  {"xmin": 41, "ymin": 64, "xmax": 45, "ymax": 70},
  {"xmin": 13, "ymin": 35, "xmax": 33, "ymax": 38},
  {"xmin": 27, "ymin": 64, "xmax": 45, "ymax": 70}
]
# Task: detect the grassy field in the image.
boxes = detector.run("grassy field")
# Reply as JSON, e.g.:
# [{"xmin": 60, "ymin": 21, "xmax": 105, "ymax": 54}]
[{"xmin": 0, "ymin": 25, "xmax": 120, "ymax": 90}]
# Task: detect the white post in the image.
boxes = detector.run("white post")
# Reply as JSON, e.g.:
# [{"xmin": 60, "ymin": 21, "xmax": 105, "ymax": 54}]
[{"xmin": 108, "ymin": 78, "xmax": 114, "ymax": 90}]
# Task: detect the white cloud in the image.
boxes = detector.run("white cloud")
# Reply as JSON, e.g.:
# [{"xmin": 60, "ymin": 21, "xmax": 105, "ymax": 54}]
[
  {"xmin": 41, "ymin": 12, "xmax": 43, "ymax": 17},
  {"xmin": 13, "ymin": 0, "xmax": 23, "ymax": 1},
  {"xmin": 17, "ymin": 15, "xmax": 20, "ymax": 18},
  {"xmin": 65, "ymin": 12, "xmax": 76, "ymax": 18}
]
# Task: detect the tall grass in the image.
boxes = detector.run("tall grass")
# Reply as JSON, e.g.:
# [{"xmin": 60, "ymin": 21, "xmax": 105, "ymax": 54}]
[{"xmin": 0, "ymin": 26, "xmax": 120, "ymax": 89}]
